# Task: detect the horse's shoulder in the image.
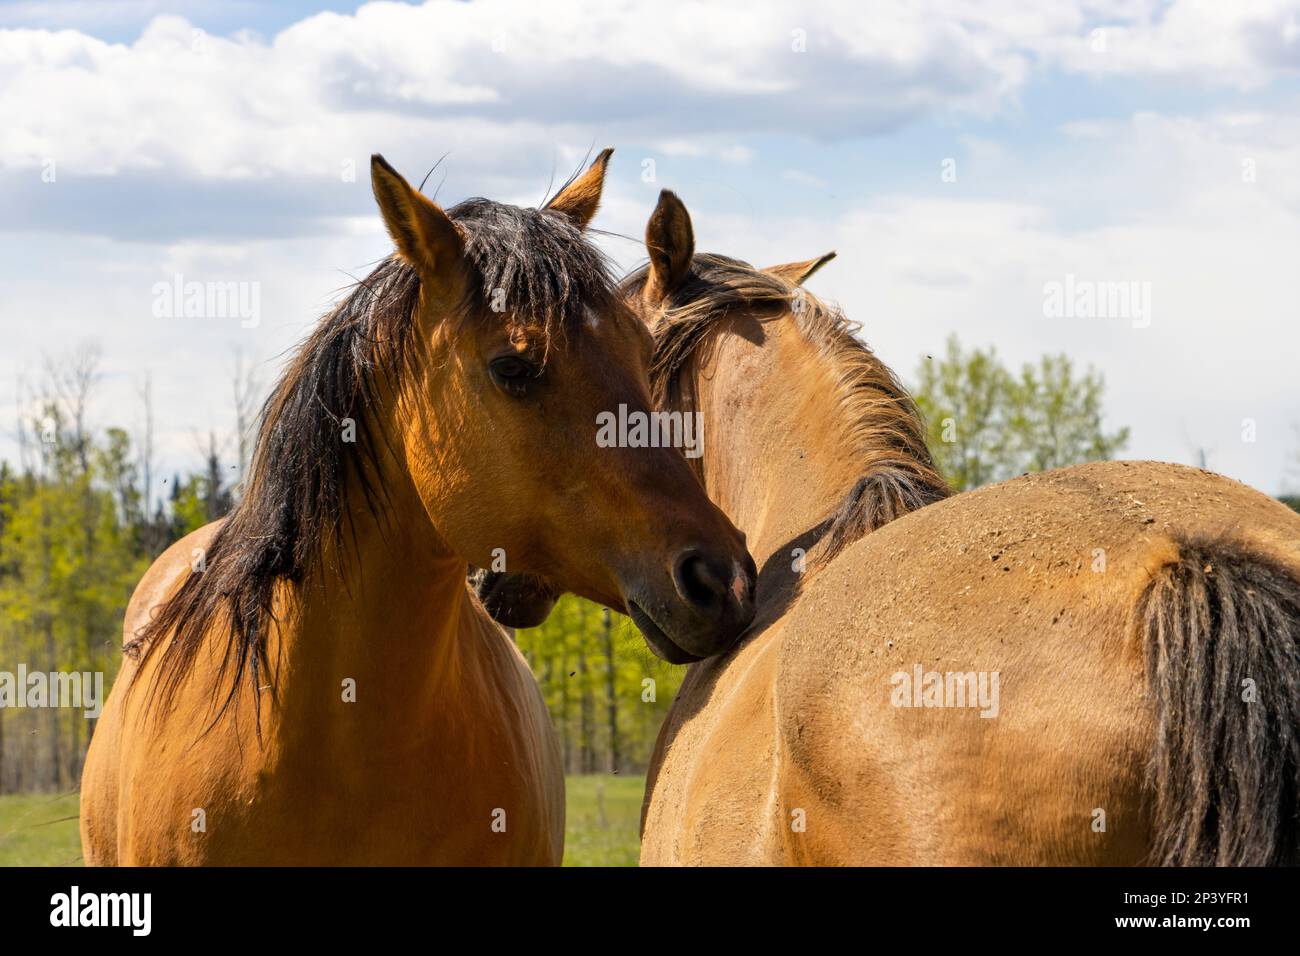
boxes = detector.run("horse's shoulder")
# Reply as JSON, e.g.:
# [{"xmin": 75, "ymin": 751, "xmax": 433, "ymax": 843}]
[{"xmin": 122, "ymin": 520, "xmax": 226, "ymax": 646}]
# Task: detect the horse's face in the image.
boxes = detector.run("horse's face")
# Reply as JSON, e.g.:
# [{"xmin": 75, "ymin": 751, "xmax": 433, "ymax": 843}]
[{"xmin": 371, "ymin": 153, "xmax": 755, "ymax": 662}]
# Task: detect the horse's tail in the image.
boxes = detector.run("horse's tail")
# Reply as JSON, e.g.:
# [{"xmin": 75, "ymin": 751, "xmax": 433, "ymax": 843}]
[{"xmin": 1136, "ymin": 535, "xmax": 1300, "ymax": 865}]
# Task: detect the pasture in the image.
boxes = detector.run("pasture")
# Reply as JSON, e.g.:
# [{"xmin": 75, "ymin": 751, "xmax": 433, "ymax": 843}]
[{"xmin": 0, "ymin": 776, "xmax": 643, "ymax": 868}]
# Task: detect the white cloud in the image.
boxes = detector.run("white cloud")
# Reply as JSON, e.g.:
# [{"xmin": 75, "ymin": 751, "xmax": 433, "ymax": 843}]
[
  {"xmin": 1045, "ymin": 0, "xmax": 1300, "ymax": 89},
  {"xmin": 4, "ymin": 1, "xmax": 1298, "ymax": 177},
  {"xmin": 3, "ymin": 1, "xmax": 1300, "ymax": 496},
  {"xmin": 0, "ymin": 1, "xmax": 1103, "ymax": 179},
  {"xmin": 1, "ymin": 1, "xmax": 1296, "ymax": 241},
  {"xmin": 654, "ymin": 140, "xmax": 753, "ymax": 163},
  {"xmin": 669, "ymin": 108, "xmax": 1300, "ymax": 494}
]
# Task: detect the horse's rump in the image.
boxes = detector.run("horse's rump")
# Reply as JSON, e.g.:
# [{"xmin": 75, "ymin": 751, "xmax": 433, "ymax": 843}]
[{"xmin": 759, "ymin": 461, "xmax": 1300, "ymax": 865}]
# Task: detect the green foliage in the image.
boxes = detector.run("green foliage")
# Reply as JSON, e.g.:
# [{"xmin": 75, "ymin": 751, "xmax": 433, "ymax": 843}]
[
  {"xmin": 914, "ymin": 336, "xmax": 1014, "ymax": 491},
  {"xmin": 516, "ymin": 596, "xmax": 685, "ymax": 774},
  {"xmin": 0, "ymin": 393, "xmax": 188, "ymax": 793},
  {"xmin": 0, "ymin": 792, "xmax": 82, "ymax": 866},
  {"xmin": 914, "ymin": 335, "xmax": 1129, "ymax": 492},
  {"xmin": 1006, "ymin": 354, "xmax": 1131, "ymax": 473},
  {"xmin": 168, "ymin": 473, "xmax": 211, "ymax": 537}
]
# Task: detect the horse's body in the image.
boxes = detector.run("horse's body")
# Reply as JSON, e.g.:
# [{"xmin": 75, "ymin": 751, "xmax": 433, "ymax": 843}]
[
  {"xmin": 643, "ymin": 460, "xmax": 1300, "ymax": 864},
  {"xmin": 84, "ymin": 517, "xmax": 563, "ymax": 865},
  {"xmin": 630, "ymin": 194, "xmax": 1300, "ymax": 865},
  {"xmin": 81, "ymin": 156, "xmax": 756, "ymax": 866}
]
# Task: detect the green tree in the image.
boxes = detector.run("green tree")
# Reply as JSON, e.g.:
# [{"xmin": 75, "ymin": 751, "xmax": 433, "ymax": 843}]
[
  {"xmin": 169, "ymin": 473, "xmax": 210, "ymax": 537},
  {"xmin": 516, "ymin": 595, "xmax": 685, "ymax": 774},
  {"xmin": 1007, "ymin": 355, "xmax": 1129, "ymax": 474},
  {"xmin": 914, "ymin": 336, "xmax": 1016, "ymax": 491},
  {"xmin": 0, "ymin": 406, "xmax": 147, "ymax": 790},
  {"xmin": 0, "ymin": 346, "xmax": 245, "ymax": 794},
  {"xmin": 914, "ymin": 335, "xmax": 1129, "ymax": 492}
]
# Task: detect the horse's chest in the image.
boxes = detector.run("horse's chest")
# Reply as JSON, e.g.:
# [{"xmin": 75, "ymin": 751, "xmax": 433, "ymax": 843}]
[
  {"xmin": 170, "ymin": 735, "xmax": 551, "ymax": 864},
  {"xmin": 643, "ymin": 634, "xmax": 785, "ymax": 864}
]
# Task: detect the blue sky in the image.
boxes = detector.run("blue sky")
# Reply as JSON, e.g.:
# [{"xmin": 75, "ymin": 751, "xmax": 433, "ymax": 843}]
[
  {"xmin": 2, "ymin": 0, "xmax": 1299, "ymax": 495},
  {"xmin": 0, "ymin": 1, "xmax": 361, "ymax": 41}
]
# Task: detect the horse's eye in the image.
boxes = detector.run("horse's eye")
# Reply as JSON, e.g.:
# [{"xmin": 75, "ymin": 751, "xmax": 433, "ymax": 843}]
[{"xmin": 489, "ymin": 356, "xmax": 539, "ymax": 396}]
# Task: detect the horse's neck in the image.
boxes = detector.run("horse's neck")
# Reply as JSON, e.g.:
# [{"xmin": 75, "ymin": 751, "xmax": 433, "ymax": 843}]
[
  {"xmin": 692, "ymin": 314, "xmax": 866, "ymax": 587},
  {"xmin": 265, "ymin": 472, "xmax": 489, "ymax": 748}
]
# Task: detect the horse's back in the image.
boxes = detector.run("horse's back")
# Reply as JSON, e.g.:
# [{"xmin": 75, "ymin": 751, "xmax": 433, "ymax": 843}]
[
  {"xmin": 772, "ymin": 460, "xmax": 1300, "ymax": 863},
  {"xmin": 80, "ymin": 521, "xmax": 225, "ymax": 866}
]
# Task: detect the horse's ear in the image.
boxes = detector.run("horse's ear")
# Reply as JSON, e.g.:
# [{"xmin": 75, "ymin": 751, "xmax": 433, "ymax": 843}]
[
  {"xmin": 644, "ymin": 189, "xmax": 694, "ymax": 304},
  {"xmin": 765, "ymin": 251, "xmax": 836, "ymax": 286},
  {"xmin": 371, "ymin": 154, "xmax": 465, "ymax": 288},
  {"xmin": 546, "ymin": 147, "xmax": 614, "ymax": 229}
]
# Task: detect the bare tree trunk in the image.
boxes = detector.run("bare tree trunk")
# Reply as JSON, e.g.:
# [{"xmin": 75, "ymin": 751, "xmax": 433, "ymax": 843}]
[
  {"xmin": 559, "ymin": 641, "xmax": 571, "ymax": 774},
  {"xmin": 45, "ymin": 345, "xmax": 100, "ymax": 791},
  {"xmin": 137, "ymin": 372, "xmax": 161, "ymax": 555},
  {"xmin": 601, "ymin": 607, "xmax": 619, "ymax": 772},
  {"xmin": 44, "ymin": 618, "xmax": 62, "ymax": 791},
  {"xmin": 45, "ymin": 343, "xmax": 99, "ymax": 476},
  {"xmin": 203, "ymin": 430, "xmax": 225, "ymax": 520},
  {"xmin": 38, "ymin": 465, "xmax": 60, "ymax": 792},
  {"xmin": 231, "ymin": 349, "xmax": 262, "ymax": 491},
  {"xmin": 16, "ymin": 710, "xmax": 31, "ymax": 793},
  {"xmin": 68, "ymin": 705, "xmax": 82, "ymax": 784},
  {"xmin": 0, "ymin": 682, "xmax": 6, "ymax": 793},
  {"xmin": 578, "ymin": 634, "xmax": 592, "ymax": 774}
]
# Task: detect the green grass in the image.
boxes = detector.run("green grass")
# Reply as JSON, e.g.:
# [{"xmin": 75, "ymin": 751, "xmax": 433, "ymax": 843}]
[
  {"xmin": 0, "ymin": 776, "xmax": 644, "ymax": 867},
  {"xmin": 0, "ymin": 792, "xmax": 83, "ymax": 866},
  {"xmin": 563, "ymin": 774, "xmax": 644, "ymax": 867}
]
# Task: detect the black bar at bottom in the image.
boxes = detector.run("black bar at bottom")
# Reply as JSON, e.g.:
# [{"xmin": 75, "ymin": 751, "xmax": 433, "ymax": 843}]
[{"xmin": 0, "ymin": 865, "xmax": 1286, "ymax": 941}]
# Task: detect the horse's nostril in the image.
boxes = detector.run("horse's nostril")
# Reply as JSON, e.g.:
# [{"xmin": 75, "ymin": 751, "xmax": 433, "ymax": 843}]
[{"xmin": 672, "ymin": 550, "xmax": 725, "ymax": 611}]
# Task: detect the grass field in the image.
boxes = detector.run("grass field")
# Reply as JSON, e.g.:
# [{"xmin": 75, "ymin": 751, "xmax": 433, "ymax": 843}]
[
  {"xmin": 561, "ymin": 773, "xmax": 644, "ymax": 867},
  {"xmin": 0, "ymin": 774, "xmax": 644, "ymax": 867},
  {"xmin": 0, "ymin": 792, "xmax": 82, "ymax": 866}
]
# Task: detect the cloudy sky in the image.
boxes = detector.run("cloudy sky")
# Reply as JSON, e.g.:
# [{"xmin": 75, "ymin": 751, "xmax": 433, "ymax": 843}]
[{"xmin": 2, "ymin": 0, "xmax": 1298, "ymax": 497}]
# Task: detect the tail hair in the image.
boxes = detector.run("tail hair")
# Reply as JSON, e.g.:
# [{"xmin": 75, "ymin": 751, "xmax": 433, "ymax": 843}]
[{"xmin": 1137, "ymin": 535, "xmax": 1300, "ymax": 865}]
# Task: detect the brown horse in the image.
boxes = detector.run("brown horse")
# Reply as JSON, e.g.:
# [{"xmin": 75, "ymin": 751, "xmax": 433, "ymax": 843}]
[
  {"xmin": 620, "ymin": 190, "xmax": 1300, "ymax": 865},
  {"xmin": 79, "ymin": 154, "xmax": 757, "ymax": 866}
]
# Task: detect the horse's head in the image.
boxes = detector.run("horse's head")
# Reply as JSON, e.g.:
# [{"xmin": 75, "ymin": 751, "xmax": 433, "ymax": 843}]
[
  {"xmin": 371, "ymin": 153, "xmax": 755, "ymax": 662},
  {"xmin": 623, "ymin": 188, "xmax": 945, "ymax": 575}
]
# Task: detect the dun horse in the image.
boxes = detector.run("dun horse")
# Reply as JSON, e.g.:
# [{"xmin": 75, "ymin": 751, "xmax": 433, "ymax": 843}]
[
  {"xmin": 626, "ymin": 191, "xmax": 1300, "ymax": 865},
  {"xmin": 79, "ymin": 154, "xmax": 756, "ymax": 866}
]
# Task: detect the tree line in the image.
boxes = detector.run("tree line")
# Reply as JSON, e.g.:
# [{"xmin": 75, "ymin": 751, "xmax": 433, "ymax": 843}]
[
  {"xmin": 515, "ymin": 598, "xmax": 686, "ymax": 776},
  {"xmin": 0, "ymin": 347, "xmax": 244, "ymax": 793}
]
